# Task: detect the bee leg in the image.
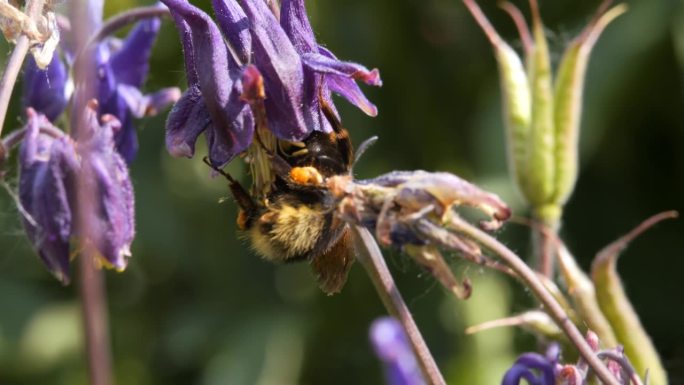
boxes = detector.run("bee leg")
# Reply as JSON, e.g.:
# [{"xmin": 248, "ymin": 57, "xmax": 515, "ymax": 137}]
[
  {"xmin": 202, "ymin": 156, "xmax": 257, "ymax": 219},
  {"xmin": 253, "ymin": 129, "xmax": 295, "ymax": 181}
]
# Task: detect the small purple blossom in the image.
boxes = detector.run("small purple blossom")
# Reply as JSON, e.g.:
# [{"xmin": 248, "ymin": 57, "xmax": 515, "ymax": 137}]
[
  {"xmin": 17, "ymin": 105, "xmax": 136, "ymax": 282},
  {"xmin": 162, "ymin": 0, "xmax": 381, "ymax": 166},
  {"xmin": 370, "ymin": 317, "xmax": 426, "ymax": 385},
  {"xmin": 501, "ymin": 352, "xmax": 556, "ymax": 385}
]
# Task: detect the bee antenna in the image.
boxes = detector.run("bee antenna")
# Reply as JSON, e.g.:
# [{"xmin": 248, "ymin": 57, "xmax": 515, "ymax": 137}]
[
  {"xmin": 352, "ymin": 136, "xmax": 379, "ymax": 171},
  {"xmin": 202, "ymin": 156, "xmax": 236, "ymax": 183}
]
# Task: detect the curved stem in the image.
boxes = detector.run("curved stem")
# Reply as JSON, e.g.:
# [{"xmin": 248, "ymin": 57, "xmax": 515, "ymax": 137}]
[
  {"xmin": 352, "ymin": 226, "xmax": 446, "ymax": 385},
  {"xmin": 448, "ymin": 216, "xmax": 621, "ymax": 385},
  {"xmin": 90, "ymin": 6, "xmax": 170, "ymax": 46},
  {"xmin": 0, "ymin": 121, "xmax": 65, "ymax": 161},
  {"xmin": 0, "ymin": 36, "xmax": 30, "ymax": 137}
]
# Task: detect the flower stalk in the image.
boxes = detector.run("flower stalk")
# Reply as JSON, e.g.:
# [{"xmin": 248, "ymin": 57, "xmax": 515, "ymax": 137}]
[
  {"xmin": 0, "ymin": 0, "xmax": 46, "ymax": 137},
  {"xmin": 70, "ymin": 0, "xmax": 115, "ymax": 378},
  {"xmin": 447, "ymin": 215, "xmax": 621, "ymax": 385},
  {"xmin": 352, "ymin": 226, "xmax": 446, "ymax": 385}
]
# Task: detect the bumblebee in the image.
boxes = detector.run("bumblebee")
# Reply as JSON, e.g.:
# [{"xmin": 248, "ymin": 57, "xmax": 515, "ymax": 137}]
[{"xmin": 209, "ymin": 101, "xmax": 356, "ymax": 294}]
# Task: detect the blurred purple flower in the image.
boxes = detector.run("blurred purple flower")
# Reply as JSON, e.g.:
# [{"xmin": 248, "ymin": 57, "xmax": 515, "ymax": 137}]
[
  {"xmin": 17, "ymin": 105, "xmax": 136, "ymax": 283},
  {"xmin": 22, "ymin": 10, "xmax": 180, "ymax": 164},
  {"xmin": 18, "ymin": 111, "xmax": 78, "ymax": 283},
  {"xmin": 93, "ymin": 16, "xmax": 180, "ymax": 163},
  {"xmin": 22, "ymin": 51, "xmax": 69, "ymax": 122},
  {"xmin": 77, "ymin": 104, "xmax": 136, "ymax": 272},
  {"xmin": 162, "ymin": 0, "xmax": 381, "ymax": 166},
  {"xmin": 370, "ymin": 317, "xmax": 426, "ymax": 385}
]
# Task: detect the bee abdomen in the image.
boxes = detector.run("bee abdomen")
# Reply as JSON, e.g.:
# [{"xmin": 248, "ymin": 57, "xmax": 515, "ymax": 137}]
[{"xmin": 250, "ymin": 203, "xmax": 327, "ymax": 262}]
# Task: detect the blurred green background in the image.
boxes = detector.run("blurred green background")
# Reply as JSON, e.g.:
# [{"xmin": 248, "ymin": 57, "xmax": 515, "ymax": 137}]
[{"xmin": 0, "ymin": 0, "xmax": 683, "ymax": 384}]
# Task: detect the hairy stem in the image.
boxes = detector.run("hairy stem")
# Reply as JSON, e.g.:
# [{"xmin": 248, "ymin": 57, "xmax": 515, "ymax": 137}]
[
  {"xmin": 70, "ymin": 0, "xmax": 114, "ymax": 383},
  {"xmin": 0, "ymin": 0, "xmax": 46, "ymax": 137},
  {"xmin": 352, "ymin": 226, "xmax": 446, "ymax": 385},
  {"xmin": 78, "ymin": 254, "xmax": 114, "ymax": 385},
  {"xmin": 0, "ymin": 37, "xmax": 30, "ymax": 137},
  {"xmin": 448, "ymin": 216, "xmax": 621, "ymax": 385}
]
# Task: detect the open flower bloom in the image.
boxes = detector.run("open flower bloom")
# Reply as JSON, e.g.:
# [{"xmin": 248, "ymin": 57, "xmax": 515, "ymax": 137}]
[
  {"xmin": 22, "ymin": 10, "xmax": 180, "ymax": 164},
  {"xmin": 162, "ymin": 0, "xmax": 381, "ymax": 167},
  {"xmin": 18, "ymin": 106, "xmax": 136, "ymax": 283}
]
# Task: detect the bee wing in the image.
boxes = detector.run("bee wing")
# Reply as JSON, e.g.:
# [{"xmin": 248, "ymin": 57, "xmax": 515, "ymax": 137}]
[{"xmin": 310, "ymin": 228, "xmax": 355, "ymax": 295}]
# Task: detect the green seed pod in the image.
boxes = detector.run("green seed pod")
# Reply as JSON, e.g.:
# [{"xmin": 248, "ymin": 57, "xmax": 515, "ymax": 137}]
[
  {"xmin": 464, "ymin": 0, "xmax": 625, "ymax": 226},
  {"xmin": 552, "ymin": 4, "xmax": 628, "ymax": 208},
  {"xmin": 591, "ymin": 212, "xmax": 676, "ymax": 385}
]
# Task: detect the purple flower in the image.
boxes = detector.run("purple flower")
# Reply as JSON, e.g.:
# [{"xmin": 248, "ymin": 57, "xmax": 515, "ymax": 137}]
[
  {"xmin": 93, "ymin": 16, "xmax": 180, "ymax": 163},
  {"xmin": 18, "ymin": 111, "xmax": 78, "ymax": 283},
  {"xmin": 22, "ymin": 10, "xmax": 180, "ymax": 164},
  {"xmin": 502, "ymin": 348, "xmax": 558, "ymax": 385},
  {"xmin": 502, "ymin": 353, "xmax": 556, "ymax": 385},
  {"xmin": 163, "ymin": 0, "xmax": 254, "ymax": 167},
  {"xmin": 77, "ymin": 104, "xmax": 136, "ymax": 271},
  {"xmin": 22, "ymin": 51, "xmax": 69, "ymax": 122},
  {"xmin": 162, "ymin": 0, "xmax": 381, "ymax": 166},
  {"xmin": 17, "ymin": 106, "xmax": 136, "ymax": 282},
  {"xmin": 370, "ymin": 317, "xmax": 426, "ymax": 385}
]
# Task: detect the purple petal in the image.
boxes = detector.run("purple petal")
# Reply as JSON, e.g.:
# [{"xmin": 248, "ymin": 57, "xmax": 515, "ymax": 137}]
[
  {"xmin": 162, "ymin": 0, "xmax": 253, "ymax": 164},
  {"xmin": 113, "ymin": 117, "xmax": 138, "ymax": 164},
  {"xmin": 206, "ymin": 80, "xmax": 254, "ymax": 167},
  {"xmin": 169, "ymin": 11, "xmax": 198, "ymax": 86},
  {"xmin": 86, "ymin": 148, "xmax": 135, "ymax": 270},
  {"xmin": 165, "ymin": 85, "xmax": 211, "ymax": 158},
  {"xmin": 502, "ymin": 353, "xmax": 556, "ymax": 385},
  {"xmin": 280, "ymin": 0, "xmax": 316, "ymax": 54},
  {"xmin": 239, "ymin": 0, "xmax": 309, "ymax": 140},
  {"xmin": 18, "ymin": 113, "xmax": 78, "ymax": 283},
  {"xmin": 325, "ymin": 73, "xmax": 378, "ymax": 117},
  {"xmin": 77, "ymin": 109, "xmax": 135, "ymax": 270},
  {"xmin": 302, "ymin": 51, "xmax": 382, "ymax": 86},
  {"xmin": 370, "ymin": 317, "xmax": 426, "ymax": 385},
  {"xmin": 22, "ymin": 51, "xmax": 69, "ymax": 121},
  {"xmin": 315, "ymin": 46, "xmax": 380, "ymax": 116},
  {"xmin": 211, "ymin": 0, "xmax": 252, "ymax": 64},
  {"xmin": 109, "ymin": 17, "xmax": 161, "ymax": 87},
  {"xmin": 117, "ymin": 84, "xmax": 181, "ymax": 118}
]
